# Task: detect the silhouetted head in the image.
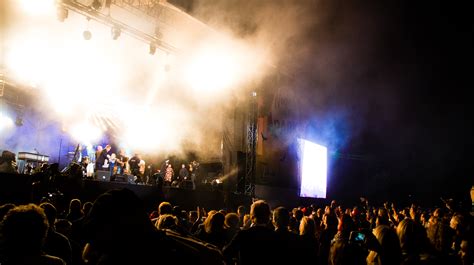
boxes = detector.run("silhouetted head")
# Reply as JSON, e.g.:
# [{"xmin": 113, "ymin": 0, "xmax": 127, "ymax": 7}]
[
  {"xmin": 158, "ymin": 201, "xmax": 173, "ymax": 215},
  {"xmin": 0, "ymin": 204, "xmax": 49, "ymax": 256},
  {"xmin": 273, "ymin": 206, "xmax": 290, "ymax": 229},
  {"xmin": 1, "ymin": 150, "xmax": 15, "ymax": 162},
  {"xmin": 39, "ymin": 202, "xmax": 57, "ymax": 227},
  {"xmin": 250, "ymin": 200, "xmax": 271, "ymax": 225},
  {"xmin": 83, "ymin": 188, "xmax": 154, "ymax": 253}
]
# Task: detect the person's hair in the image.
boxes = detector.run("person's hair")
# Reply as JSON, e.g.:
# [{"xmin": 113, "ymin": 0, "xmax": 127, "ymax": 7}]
[
  {"xmin": 294, "ymin": 209, "xmax": 304, "ymax": 221},
  {"xmin": 204, "ymin": 212, "xmax": 225, "ymax": 234},
  {"xmin": 450, "ymin": 213, "xmax": 465, "ymax": 230},
  {"xmin": 82, "ymin": 188, "xmax": 154, "ymax": 252},
  {"xmin": 1, "ymin": 150, "xmax": 16, "ymax": 162},
  {"xmin": 54, "ymin": 219, "xmax": 73, "ymax": 238},
  {"xmin": 225, "ymin": 213, "xmax": 240, "ymax": 229},
  {"xmin": 243, "ymin": 214, "xmax": 251, "ymax": 229},
  {"xmin": 397, "ymin": 218, "xmax": 428, "ymax": 256},
  {"xmin": 367, "ymin": 225, "xmax": 401, "ymax": 265},
  {"xmin": 189, "ymin": 210, "xmax": 198, "ymax": 222},
  {"xmin": 0, "ymin": 203, "xmax": 16, "ymax": 220},
  {"xmin": 156, "ymin": 214, "xmax": 177, "ymax": 230},
  {"xmin": 432, "ymin": 208, "xmax": 444, "ymax": 218},
  {"xmin": 83, "ymin": 201, "xmax": 93, "ymax": 216},
  {"xmin": 172, "ymin": 206, "xmax": 182, "ymax": 217},
  {"xmin": 250, "ymin": 200, "xmax": 271, "ymax": 225},
  {"xmin": 324, "ymin": 213, "xmax": 338, "ymax": 229},
  {"xmin": 427, "ymin": 217, "xmax": 451, "ymax": 253},
  {"xmin": 273, "ymin": 206, "xmax": 290, "ymax": 229},
  {"xmin": 69, "ymin": 198, "xmax": 82, "ymax": 214},
  {"xmin": 237, "ymin": 205, "xmax": 246, "ymax": 215},
  {"xmin": 338, "ymin": 214, "xmax": 355, "ymax": 236},
  {"xmin": 0, "ymin": 204, "xmax": 49, "ymax": 255},
  {"xmin": 40, "ymin": 202, "xmax": 57, "ymax": 226},
  {"xmin": 299, "ymin": 216, "xmax": 316, "ymax": 236},
  {"xmin": 158, "ymin": 201, "xmax": 173, "ymax": 215}
]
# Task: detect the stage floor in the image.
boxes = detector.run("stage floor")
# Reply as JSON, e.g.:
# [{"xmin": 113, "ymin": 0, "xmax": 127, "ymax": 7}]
[{"xmin": 0, "ymin": 173, "xmax": 251, "ymax": 213}]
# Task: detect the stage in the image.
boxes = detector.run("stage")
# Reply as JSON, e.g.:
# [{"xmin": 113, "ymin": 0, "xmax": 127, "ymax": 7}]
[{"xmin": 0, "ymin": 173, "xmax": 252, "ymax": 213}]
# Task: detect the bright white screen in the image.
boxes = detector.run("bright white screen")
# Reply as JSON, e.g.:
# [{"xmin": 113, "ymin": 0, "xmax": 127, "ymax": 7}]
[{"xmin": 299, "ymin": 139, "xmax": 327, "ymax": 198}]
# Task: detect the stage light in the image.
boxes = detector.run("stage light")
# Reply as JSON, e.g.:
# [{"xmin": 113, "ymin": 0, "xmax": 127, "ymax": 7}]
[
  {"xmin": 210, "ymin": 178, "xmax": 223, "ymax": 191},
  {"xmin": 111, "ymin": 26, "xmax": 121, "ymax": 40},
  {"xmin": 15, "ymin": 117, "xmax": 24, "ymax": 126},
  {"xmin": 91, "ymin": 0, "xmax": 102, "ymax": 10},
  {"xmin": 155, "ymin": 27, "xmax": 163, "ymax": 38},
  {"xmin": 83, "ymin": 30, "xmax": 92, "ymax": 40},
  {"xmin": 57, "ymin": 6, "xmax": 68, "ymax": 22},
  {"xmin": 149, "ymin": 42, "xmax": 157, "ymax": 55}
]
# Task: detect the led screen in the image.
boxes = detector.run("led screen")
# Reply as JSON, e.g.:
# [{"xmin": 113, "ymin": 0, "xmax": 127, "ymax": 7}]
[{"xmin": 299, "ymin": 139, "xmax": 327, "ymax": 198}]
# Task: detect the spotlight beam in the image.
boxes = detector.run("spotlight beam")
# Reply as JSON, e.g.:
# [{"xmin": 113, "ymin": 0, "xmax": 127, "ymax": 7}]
[{"xmin": 57, "ymin": 0, "xmax": 178, "ymax": 54}]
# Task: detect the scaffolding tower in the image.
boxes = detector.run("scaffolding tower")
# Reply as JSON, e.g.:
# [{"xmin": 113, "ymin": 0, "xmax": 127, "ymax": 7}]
[{"xmin": 245, "ymin": 91, "xmax": 257, "ymax": 197}]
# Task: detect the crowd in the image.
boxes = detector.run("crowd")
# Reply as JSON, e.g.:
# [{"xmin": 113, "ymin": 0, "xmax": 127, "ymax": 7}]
[{"xmin": 0, "ymin": 187, "xmax": 472, "ymax": 265}]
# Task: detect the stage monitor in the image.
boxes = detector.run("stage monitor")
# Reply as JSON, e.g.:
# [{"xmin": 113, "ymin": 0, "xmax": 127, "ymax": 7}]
[{"xmin": 298, "ymin": 139, "xmax": 327, "ymax": 198}]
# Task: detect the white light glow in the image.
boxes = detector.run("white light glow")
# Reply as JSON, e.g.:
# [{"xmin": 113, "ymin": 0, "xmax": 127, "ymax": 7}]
[
  {"xmin": 182, "ymin": 37, "xmax": 264, "ymax": 95},
  {"xmin": 69, "ymin": 122, "xmax": 103, "ymax": 146},
  {"xmin": 299, "ymin": 139, "xmax": 327, "ymax": 198},
  {"xmin": 3, "ymin": 0, "xmax": 269, "ymax": 158},
  {"xmin": 18, "ymin": 0, "xmax": 55, "ymax": 16},
  {"xmin": 185, "ymin": 48, "xmax": 238, "ymax": 92},
  {"xmin": 120, "ymin": 105, "xmax": 191, "ymax": 153},
  {"xmin": 0, "ymin": 114, "xmax": 14, "ymax": 132}
]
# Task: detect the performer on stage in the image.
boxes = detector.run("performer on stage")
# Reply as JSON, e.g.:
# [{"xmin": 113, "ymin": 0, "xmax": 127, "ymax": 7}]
[
  {"xmin": 164, "ymin": 164, "xmax": 174, "ymax": 186},
  {"xmin": 108, "ymin": 153, "xmax": 117, "ymax": 176},
  {"xmin": 115, "ymin": 149, "xmax": 127, "ymax": 175},
  {"xmin": 160, "ymin": 159, "xmax": 169, "ymax": 184},
  {"xmin": 188, "ymin": 162, "xmax": 197, "ymax": 190},
  {"xmin": 94, "ymin": 145, "xmax": 103, "ymax": 171},
  {"xmin": 178, "ymin": 163, "xmax": 189, "ymax": 187},
  {"xmin": 138, "ymin": 158, "xmax": 146, "ymax": 183},
  {"xmin": 95, "ymin": 145, "xmax": 112, "ymax": 171},
  {"xmin": 128, "ymin": 153, "xmax": 142, "ymax": 184}
]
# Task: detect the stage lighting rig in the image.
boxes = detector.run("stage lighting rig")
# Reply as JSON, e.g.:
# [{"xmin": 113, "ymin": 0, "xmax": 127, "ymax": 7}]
[
  {"xmin": 57, "ymin": 6, "xmax": 68, "ymax": 22},
  {"xmin": 55, "ymin": 0, "xmax": 179, "ymax": 55},
  {"xmin": 83, "ymin": 30, "xmax": 92, "ymax": 40},
  {"xmin": 15, "ymin": 117, "xmax": 23, "ymax": 126},
  {"xmin": 111, "ymin": 25, "xmax": 121, "ymax": 40},
  {"xmin": 154, "ymin": 26, "xmax": 163, "ymax": 39},
  {"xmin": 91, "ymin": 0, "xmax": 103, "ymax": 10},
  {"xmin": 149, "ymin": 42, "xmax": 157, "ymax": 55}
]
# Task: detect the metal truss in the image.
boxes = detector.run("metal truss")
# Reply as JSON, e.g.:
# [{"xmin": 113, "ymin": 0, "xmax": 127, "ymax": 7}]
[
  {"xmin": 245, "ymin": 92, "xmax": 257, "ymax": 197},
  {"xmin": 59, "ymin": 0, "xmax": 178, "ymax": 53},
  {"xmin": 0, "ymin": 72, "xmax": 4, "ymax": 97}
]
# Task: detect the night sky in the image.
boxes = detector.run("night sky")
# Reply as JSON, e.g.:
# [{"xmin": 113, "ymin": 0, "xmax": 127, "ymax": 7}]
[{"xmin": 173, "ymin": 0, "xmax": 474, "ymax": 205}]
